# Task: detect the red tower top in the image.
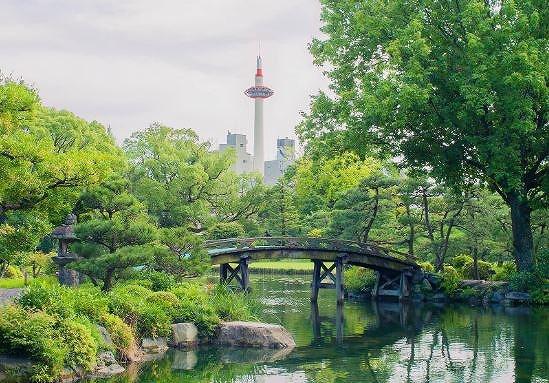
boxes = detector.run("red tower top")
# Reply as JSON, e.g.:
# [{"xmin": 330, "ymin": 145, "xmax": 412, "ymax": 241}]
[{"xmin": 256, "ymin": 55, "xmax": 263, "ymax": 77}]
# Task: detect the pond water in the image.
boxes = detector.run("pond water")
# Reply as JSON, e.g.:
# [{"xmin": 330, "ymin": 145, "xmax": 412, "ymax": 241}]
[{"xmin": 92, "ymin": 274, "xmax": 548, "ymax": 383}]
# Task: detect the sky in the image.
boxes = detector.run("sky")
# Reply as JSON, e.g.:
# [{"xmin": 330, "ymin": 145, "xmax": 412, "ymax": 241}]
[{"xmin": 2, "ymin": 0, "xmax": 328, "ymax": 160}]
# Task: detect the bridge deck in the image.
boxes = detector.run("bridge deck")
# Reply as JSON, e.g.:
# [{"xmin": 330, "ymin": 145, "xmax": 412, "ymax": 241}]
[{"xmin": 206, "ymin": 237, "xmax": 418, "ymax": 273}]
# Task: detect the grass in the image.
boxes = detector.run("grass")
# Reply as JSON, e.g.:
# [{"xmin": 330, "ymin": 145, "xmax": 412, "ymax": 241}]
[{"xmin": 0, "ymin": 278, "xmax": 25, "ymax": 288}]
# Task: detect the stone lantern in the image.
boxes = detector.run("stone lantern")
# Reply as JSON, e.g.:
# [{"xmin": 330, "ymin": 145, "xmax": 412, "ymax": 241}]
[{"xmin": 51, "ymin": 213, "xmax": 81, "ymax": 286}]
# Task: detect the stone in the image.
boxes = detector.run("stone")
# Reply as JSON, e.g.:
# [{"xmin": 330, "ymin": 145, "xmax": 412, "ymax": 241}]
[
  {"xmin": 97, "ymin": 325, "xmax": 114, "ymax": 348},
  {"xmin": 170, "ymin": 323, "xmax": 198, "ymax": 348},
  {"xmin": 504, "ymin": 292, "xmax": 531, "ymax": 305},
  {"xmin": 141, "ymin": 337, "xmax": 169, "ymax": 353},
  {"xmin": 92, "ymin": 351, "xmax": 125, "ymax": 378},
  {"xmin": 171, "ymin": 350, "xmax": 198, "ymax": 370},
  {"xmin": 490, "ymin": 291, "xmax": 505, "ymax": 303},
  {"xmin": 215, "ymin": 321, "xmax": 296, "ymax": 349}
]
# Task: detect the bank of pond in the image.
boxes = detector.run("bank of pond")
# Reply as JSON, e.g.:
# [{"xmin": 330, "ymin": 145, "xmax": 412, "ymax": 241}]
[{"xmin": 0, "ymin": 271, "xmax": 547, "ymax": 383}]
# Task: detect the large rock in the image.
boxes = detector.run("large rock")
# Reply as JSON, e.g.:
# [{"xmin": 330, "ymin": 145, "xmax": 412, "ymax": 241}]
[
  {"xmin": 141, "ymin": 337, "xmax": 168, "ymax": 353},
  {"xmin": 504, "ymin": 291, "xmax": 531, "ymax": 305},
  {"xmin": 215, "ymin": 321, "xmax": 296, "ymax": 349},
  {"xmin": 92, "ymin": 351, "xmax": 125, "ymax": 378},
  {"xmin": 170, "ymin": 323, "xmax": 198, "ymax": 348},
  {"xmin": 97, "ymin": 325, "xmax": 114, "ymax": 348}
]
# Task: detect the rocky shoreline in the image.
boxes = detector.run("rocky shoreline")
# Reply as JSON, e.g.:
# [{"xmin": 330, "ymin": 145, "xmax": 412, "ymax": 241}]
[
  {"xmin": 348, "ymin": 275, "xmax": 533, "ymax": 306},
  {"xmin": 0, "ymin": 320, "xmax": 296, "ymax": 382}
]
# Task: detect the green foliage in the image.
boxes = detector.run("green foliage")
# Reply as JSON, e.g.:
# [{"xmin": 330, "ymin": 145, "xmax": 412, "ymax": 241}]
[
  {"xmin": 123, "ymin": 123, "xmax": 234, "ymax": 229},
  {"xmin": 209, "ymin": 284, "xmax": 260, "ymax": 322},
  {"xmin": 461, "ymin": 259, "xmax": 496, "ymax": 280},
  {"xmin": 493, "ymin": 262, "xmax": 517, "ymax": 281},
  {"xmin": 0, "ymin": 305, "xmax": 97, "ymax": 382},
  {"xmin": 208, "ymin": 221, "xmax": 245, "ymax": 239},
  {"xmin": 418, "ymin": 262, "xmax": 435, "ymax": 273},
  {"xmin": 156, "ymin": 227, "xmax": 208, "ymax": 278},
  {"xmin": 0, "ymin": 277, "xmax": 25, "ymax": 288},
  {"xmin": 302, "ymin": 0, "xmax": 547, "ymax": 271},
  {"xmin": 3, "ymin": 264, "xmax": 22, "ymax": 278},
  {"xmin": 170, "ymin": 283, "xmax": 220, "ymax": 336},
  {"xmin": 450, "ymin": 255, "xmax": 473, "ymax": 271},
  {"xmin": 100, "ymin": 313, "xmax": 136, "ymax": 359},
  {"xmin": 344, "ymin": 267, "xmax": 376, "ymax": 293},
  {"xmin": 441, "ymin": 266, "xmax": 461, "ymax": 296}
]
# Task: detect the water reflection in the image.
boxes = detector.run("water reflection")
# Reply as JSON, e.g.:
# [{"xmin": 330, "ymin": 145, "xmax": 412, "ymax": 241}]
[{"xmin": 91, "ymin": 275, "xmax": 548, "ymax": 383}]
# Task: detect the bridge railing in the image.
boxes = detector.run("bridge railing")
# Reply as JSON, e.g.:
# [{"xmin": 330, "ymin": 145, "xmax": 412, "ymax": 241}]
[{"xmin": 203, "ymin": 236, "xmax": 413, "ymax": 261}]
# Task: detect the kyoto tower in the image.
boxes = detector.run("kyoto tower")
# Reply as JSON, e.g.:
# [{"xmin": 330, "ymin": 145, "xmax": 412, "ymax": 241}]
[{"xmin": 244, "ymin": 54, "xmax": 274, "ymax": 175}]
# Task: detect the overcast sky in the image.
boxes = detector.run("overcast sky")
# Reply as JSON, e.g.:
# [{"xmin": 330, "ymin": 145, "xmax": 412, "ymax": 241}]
[{"xmin": 2, "ymin": 0, "xmax": 328, "ymax": 160}]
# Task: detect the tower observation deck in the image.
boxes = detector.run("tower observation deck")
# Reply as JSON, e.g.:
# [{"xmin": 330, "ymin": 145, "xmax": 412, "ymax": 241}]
[{"xmin": 244, "ymin": 55, "xmax": 274, "ymax": 176}]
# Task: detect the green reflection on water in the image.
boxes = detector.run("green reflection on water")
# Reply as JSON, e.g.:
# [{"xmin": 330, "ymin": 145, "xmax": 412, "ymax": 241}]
[{"xmin": 90, "ymin": 275, "xmax": 548, "ymax": 383}]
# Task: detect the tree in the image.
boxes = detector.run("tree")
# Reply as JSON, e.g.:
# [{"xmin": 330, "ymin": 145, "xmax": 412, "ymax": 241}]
[
  {"xmin": 0, "ymin": 81, "xmax": 121, "ymax": 217},
  {"xmin": 124, "ymin": 123, "xmax": 234, "ymax": 230},
  {"xmin": 261, "ymin": 176, "xmax": 301, "ymax": 236},
  {"xmin": 302, "ymin": 0, "xmax": 547, "ymax": 271},
  {"xmin": 72, "ymin": 177, "xmax": 157, "ymax": 291}
]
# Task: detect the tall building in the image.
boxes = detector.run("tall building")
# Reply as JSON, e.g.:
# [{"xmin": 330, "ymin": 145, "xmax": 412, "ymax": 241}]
[
  {"xmin": 244, "ymin": 55, "xmax": 274, "ymax": 175},
  {"xmin": 264, "ymin": 138, "xmax": 296, "ymax": 185},
  {"xmin": 219, "ymin": 131, "xmax": 253, "ymax": 174}
]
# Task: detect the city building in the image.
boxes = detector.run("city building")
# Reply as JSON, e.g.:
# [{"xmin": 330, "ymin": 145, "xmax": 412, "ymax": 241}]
[
  {"xmin": 264, "ymin": 137, "xmax": 296, "ymax": 185},
  {"xmin": 219, "ymin": 131, "xmax": 253, "ymax": 174}
]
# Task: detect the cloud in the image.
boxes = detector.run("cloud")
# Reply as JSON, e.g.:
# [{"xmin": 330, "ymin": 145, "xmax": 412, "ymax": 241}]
[{"xmin": 1, "ymin": 0, "xmax": 328, "ymax": 160}]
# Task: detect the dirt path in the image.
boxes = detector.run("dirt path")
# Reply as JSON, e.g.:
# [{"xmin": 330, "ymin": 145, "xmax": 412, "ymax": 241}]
[{"xmin": 0, "ymin": 288, "xmax": 23, "ymax": 306}]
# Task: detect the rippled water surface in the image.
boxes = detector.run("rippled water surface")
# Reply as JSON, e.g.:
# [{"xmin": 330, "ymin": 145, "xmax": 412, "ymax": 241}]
[{"xmin": 93, "ymin": 274, "xmax": 548, "ymax": 383}]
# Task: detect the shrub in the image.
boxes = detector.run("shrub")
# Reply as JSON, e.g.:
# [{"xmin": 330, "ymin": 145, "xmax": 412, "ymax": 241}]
[
  {"xmin": 72, "ymin": 286, "xmax": 109, "ymax": 321},
  {"xmin": 344, "ymin": 267, "xmax": 376, "ymax": 293},
  {"xmin": 143, "ymin": 270, "xmax": 176, "ymax": 291},
  {"xmin": 441, "ymin": 265, "xmax": 461, "ymax": 296},
  {"xmin": 209, "ymin": 284, "xmax": 259, "ymax": 322},
  {"xmin": 450, "ymin": 254, "xmax": 473, "ymax": 271},
  {"xmin": 418, "ymin": 261, "xmax": 435, "ymax": 273},
  {"xmin": 101, "ymin": 313, "xmax": 136, "ymax": 359},
  {"xmin": 171, "ymin": 283, "xmax": 220, "ymax": 336},
  {"xmin": 0, "ymin": 305, "xmax": 98, "ymax": 382},
  {"xmin": 18, "ymin": 281, "xmax": 76, "ymax": 319},
  {"xmin": 4, "ymin": 264, "xmax": 23, "ymax": 278},
  {"xmin": 492, "ymin": 262, "xmax": 516, "ymax": 281},
  {"xmin": 58, "ymin": 319, "xmax": 97, "ymax": 372},
  {"xmin": 461, "ymin": 259, "xmax": 495, "ymax": 280}
]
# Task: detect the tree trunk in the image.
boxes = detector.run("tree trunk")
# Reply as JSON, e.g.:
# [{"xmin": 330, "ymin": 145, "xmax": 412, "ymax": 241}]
[
  {"xmin": 508, "ymin": 194, "xmax": 534, "ymax": 272},
  {"xmin": 102, "ymin": 269, "xmax": 115, "ymax": 291}
]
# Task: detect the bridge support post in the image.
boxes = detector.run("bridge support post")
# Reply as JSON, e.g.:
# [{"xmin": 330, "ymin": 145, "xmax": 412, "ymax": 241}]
[
  {"xmin": 335, "ymin": 256, "xmax": 344, "ymax": 304},
  {"xmin": 311, "ymin": 260, "xmax": 321, "ymax": 302},
  {"xmin": 219, "ymin": 263, "xmax": 228, "ymax": 284},
  {"xmin": 239, "ymin": 256, "xmax": 250, "ymax": 292},
  {"xmin": 373, "ymin": 270, "xmax": 411, "ymax": 300}
]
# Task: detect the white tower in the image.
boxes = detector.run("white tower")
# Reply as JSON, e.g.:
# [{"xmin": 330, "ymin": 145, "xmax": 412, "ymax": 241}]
[{"xmin": 245, "ymin": 54, "xmax": 274, "ymax": 176}]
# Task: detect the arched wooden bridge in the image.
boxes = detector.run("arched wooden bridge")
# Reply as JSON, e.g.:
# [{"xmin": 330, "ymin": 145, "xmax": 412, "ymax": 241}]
[{"xmin": 205, "ymin": 237, "xmax": 422, "ymax": 303}]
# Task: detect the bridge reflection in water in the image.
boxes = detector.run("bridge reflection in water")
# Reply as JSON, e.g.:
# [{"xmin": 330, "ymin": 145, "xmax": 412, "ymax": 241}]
[{"xmin": 206, "ymin": 237, "xmax": 422, "ymax": 304}]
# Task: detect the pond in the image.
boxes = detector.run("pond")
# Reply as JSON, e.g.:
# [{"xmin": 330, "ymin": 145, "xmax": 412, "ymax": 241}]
[{"xmin": 91, "ymin": 274, "xmax": 548, "ymax": 383}]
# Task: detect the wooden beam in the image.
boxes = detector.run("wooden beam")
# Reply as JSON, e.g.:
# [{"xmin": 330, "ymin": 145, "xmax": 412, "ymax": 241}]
[
  {"xmin": 240, "ymin": 257, "xmax": 250, "ymax": 292},
  {"xmin": 335, "ymin": 256, "xmax": 344, "ymax": 304},
  {"xmin": 311, "ymin": 260, "xmax": 321, "ymax": 302}
]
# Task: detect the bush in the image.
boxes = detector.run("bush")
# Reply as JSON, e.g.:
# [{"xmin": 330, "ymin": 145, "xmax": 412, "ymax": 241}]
[
  {"xmin": 344, "ymin": 267, "xmax": 376, "ymax": 293},
  {"xmin": 493, "ymin": 262, "xmax": 516, "ymax": 281},
  {"xmin": 18, "ymin": 281, "xmax": 76, "ymax": 319},
  {"xmin": 143, "ymin": 270, "xmax": 176, "ymax": 291},
  {"xmin": 171, "ymin": 283, "xmax": 220, "ymax": 336},
  {"xmin": 0, "ymin": 305, "xmax": 97, "ymax": 382},
  {"xmin": 418, "ymin": 261, "xmax": 435, "ymax": 273},
  {"xmin": 101, "ymin": 313, "xmax": 136, "ymax": 359},
  {"xmin": 4, "ymin": 264, "xmax": 23, "ymax": 278},
  {"xmin": 450, "ymin": 254, "xmax": 473, "ymax": 271},
  {"xmin": 441, "ymin": 265, "xmax": 461, "ymax": 296},
  {"xmin": 461, "ymin": 259, "xmax": 495, "ymax": 280},
  {"xmin": 58, "ymin": 319, "xmax": 97, "ymax": 372},
  {"xmin": 209, "ymin": 284, "xmax": 259, "ymax": 322}
]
